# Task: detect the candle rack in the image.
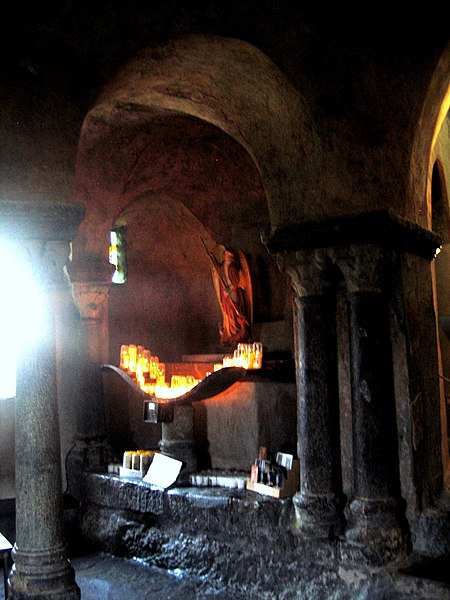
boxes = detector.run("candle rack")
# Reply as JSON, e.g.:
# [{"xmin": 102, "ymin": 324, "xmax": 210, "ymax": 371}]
[{"xmin": 100, "ymin": 364, "xmax": 247, "ymax": 423}]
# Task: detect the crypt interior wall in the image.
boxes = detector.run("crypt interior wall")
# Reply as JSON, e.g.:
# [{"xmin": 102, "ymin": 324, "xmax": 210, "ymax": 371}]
[
  {"xmin": 0, "ymin": 10, "xmax": 448, "ymax": 552},
  {"xmin": 0, "ymin": 11, "xmax": 449, "ymax": 599}
]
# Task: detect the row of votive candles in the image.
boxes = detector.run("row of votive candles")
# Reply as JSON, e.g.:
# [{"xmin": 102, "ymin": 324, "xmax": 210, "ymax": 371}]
[
  {"xmin": 214, "ymin": 342, "xmax": 263, "ymax": 371},
  {"xmin": 119, "ymin": 344, "xmax": 201, "ymax": 398},
  {"xmin": 120, "ymin": 345, "xmax": 164, "ymax": 380},
  {"xmin": 122, "ymin": 449, "xmax": 155, "ymax": 472},
  {"xmin": 119, "ymin": 341, "xmax": 263, "ymax": 399}
]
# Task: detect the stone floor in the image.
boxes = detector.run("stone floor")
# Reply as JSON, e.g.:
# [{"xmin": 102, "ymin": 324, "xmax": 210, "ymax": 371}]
[
  {"xmin": 2, "ymin": 552, "xmax": 249, "ymax": 600},
  {"xmin": 2, "ymin": 548, "xmax": 450, "ymax": 600},
  {"xmin": 73, "ymin": 552, "xmax": 251, "ymax": 600}
]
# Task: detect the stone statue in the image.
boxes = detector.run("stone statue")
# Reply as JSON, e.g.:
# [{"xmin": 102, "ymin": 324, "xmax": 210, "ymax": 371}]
[{"xmin": 202, "ymin": 239, "xmax": 253, "ymax": 347}]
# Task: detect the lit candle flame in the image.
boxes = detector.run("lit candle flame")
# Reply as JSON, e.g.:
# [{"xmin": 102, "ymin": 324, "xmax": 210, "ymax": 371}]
[{"xmin": 118, "ymin": 341, "xmax": 262, "ymax": 399}]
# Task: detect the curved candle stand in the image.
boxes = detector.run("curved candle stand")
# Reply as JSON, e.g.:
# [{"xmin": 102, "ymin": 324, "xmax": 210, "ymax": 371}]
[{"xmin": 100, "ymin": 364, "xmax": 247, "ymax": 422}]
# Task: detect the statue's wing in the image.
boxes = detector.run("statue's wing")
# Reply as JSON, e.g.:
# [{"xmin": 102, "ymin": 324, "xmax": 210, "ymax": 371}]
[
  {"xmin": 237, "ymin": 249, "xmax": 253, "ymax": 330},
  {"xmin": 212, "ymin": 268, "xmax": 224, "ymax": 314}
]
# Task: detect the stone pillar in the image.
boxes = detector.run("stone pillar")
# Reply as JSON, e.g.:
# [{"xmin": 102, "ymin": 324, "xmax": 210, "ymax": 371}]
[
  {"xmin": 279, "ymin": 249, "xmax": 345, "ymax": 538},
  {"xmin": 160, "ymin": 405, "xmax": 197, "ymax": 484},
  {"xmin": 338, "ymin": 244, "xmax": 406, "ymax": 561},
  {"xmin": 263, "ymin": 209, "xmax": 442, "ymax": 562},
  {"xmin": 0, "ymin": 201, "xmax": 83, "ymax": 600},
  {"xmin": 65, "ymin": 258, "xmax": 114, "ymax": 494}
]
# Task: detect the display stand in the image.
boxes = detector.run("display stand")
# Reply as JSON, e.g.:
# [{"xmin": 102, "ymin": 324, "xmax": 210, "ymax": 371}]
[{"xmin": 246, "ymin": 459, "xmax": 299, "ymax": 498}]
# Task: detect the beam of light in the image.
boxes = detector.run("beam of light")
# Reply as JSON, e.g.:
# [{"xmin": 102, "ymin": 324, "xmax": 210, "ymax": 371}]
[{"xmin": 0, "ymin": 240, "xmax": 46, "ymax": 399}]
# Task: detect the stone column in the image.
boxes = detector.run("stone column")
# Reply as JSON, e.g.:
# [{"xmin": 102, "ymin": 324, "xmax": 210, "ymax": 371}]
[
  {"xmin": 65, "ymin": 258, "xmax": 114, "ymax": 494},
  {"xmin": 279, "ymin": 249, "xmax": 345, "ymax": 538},
  {"xmin": 338, "ymin": 244, "xmax": 406, "ymax": 561},
  {"xmin": 160, "ymin": 405, "xmax": 197, "ymax": 484},
  {"xmin": 263, "ymin": 210, "xmax": 442, "ymax": 561},
  {"xmin": 0, "ymin": 201, "xmax": 83, "ymax": 600}
]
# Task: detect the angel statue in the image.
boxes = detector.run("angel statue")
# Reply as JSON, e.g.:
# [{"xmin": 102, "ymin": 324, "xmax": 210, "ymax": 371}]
[{"xmin": 202, "ymin": 239, "xmax": 253, "ymax": 348}]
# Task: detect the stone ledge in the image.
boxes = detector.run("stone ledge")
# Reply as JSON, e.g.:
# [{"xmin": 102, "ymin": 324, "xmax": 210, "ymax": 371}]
[{"xmin": 74, "ymin": 472, "xmax": 450, "ymax": 599}]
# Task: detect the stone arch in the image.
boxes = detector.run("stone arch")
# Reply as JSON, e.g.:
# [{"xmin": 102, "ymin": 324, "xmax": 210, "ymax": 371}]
[
  {"xmin": 69, "ymin": 32, "xmax": 319, "ymax": 371},
  {"xmin": 431, "ymin": 141, "xmax": 450, "ymax": 478},
  {"xmin": 431, "ymin": 158, "xmax": 450, "ymax": 240},
  {"xmin": 424, "ymin": 48, "xmax": 450, "ymax": 484},
  {"xmin": 401, "ymin": 47, "xmax": 450, "ymax": 498},
  {"xmin": 433, "ymin": 155, "xmax": 450, "ymax": 454},
  {"xmin": 409, "ymin": 41, "xmax": 450, "ymax": 228},
  {"xmin": 72, "ymin": 34, "xmax": 321, "ymax": 265}
]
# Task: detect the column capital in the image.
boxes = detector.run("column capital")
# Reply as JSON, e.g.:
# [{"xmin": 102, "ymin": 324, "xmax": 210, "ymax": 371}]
[
  {"xmin": 0, "ymin": 201, "xmax": 85, "ymax": 286},
  {"xmin": 0, "ymin": 200, "xmax": 85, "ymax": 242},
  {"xmin": 334, "ymin": 243, "xmax": 391, "ymax": 294},
  {"xmin": 283, "ymin": 244, "xmax": 392, "ymax": 295},
  {"xmin": 278, "ymin": 248, "xmax": 333, "ymax": 297},
  {"xmin": 66, "ymin": 257, "xmax": 114, "ymax": 285},
  {"xmin": 66, "ymin": 258, "xmax": 114, "ymax": 320},
  {"xmin": 262, "ymin": 209, "xmax": 441, "ymax": 261}
]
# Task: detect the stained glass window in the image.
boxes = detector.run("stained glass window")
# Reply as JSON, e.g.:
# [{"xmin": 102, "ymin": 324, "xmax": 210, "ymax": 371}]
[{"xmin": 109, "ymin": 226, "xmax": 127, "ymax": 284}]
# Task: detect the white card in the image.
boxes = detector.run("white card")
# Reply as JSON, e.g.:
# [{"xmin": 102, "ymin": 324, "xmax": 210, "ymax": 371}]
[{"xmin": 142, "ymin": 452, "xmax": 183, "ymax": 488}]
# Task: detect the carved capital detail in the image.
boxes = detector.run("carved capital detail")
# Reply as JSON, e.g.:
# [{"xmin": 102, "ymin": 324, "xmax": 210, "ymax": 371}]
[
  {"xmin": 334, "ymin": 244, "xmax": 392, "ymax": 294},
  {"xmin": 66, "ymin": 256, "xmax": 113, "ymax": 320},
  {"xmin": 278, "ymin": 249, "xmax": 333, "ymax": 297},
  {"xmin": 71, "ymin": 282, "xmax": 111, "ymax": 320},
  {"xmin": 278, "ymin": 244, "xmax": 394, "ymax": 297}
]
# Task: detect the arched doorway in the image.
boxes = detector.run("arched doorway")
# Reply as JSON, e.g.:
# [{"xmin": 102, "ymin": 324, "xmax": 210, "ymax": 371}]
[{"xmin": 431, "ymin": 152, "xmax": 450, "ymax": 457}]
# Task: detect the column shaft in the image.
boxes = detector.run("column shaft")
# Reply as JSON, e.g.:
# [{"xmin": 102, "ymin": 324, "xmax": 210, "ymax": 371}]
[
  {"xmin": 11, "ymin": 287, "xmax": 79, "ymax": 600},
  {"xmin": 66, "ymin": 260, "xmax": 114, "ymax": 492},
  {"xmin": 340, "ymin": 245, "xmax": 406, "ymax": 562},
  {"xmin": 348, "ymin": 292, "xmax": 400, "ymax": 498},
  {"xmin": 0, "ymin": 201, "xmax": 84, "ymax": 600},
  {"xmin": 283, "ymin": 251, "xmax": 345, "ymax": 538}
]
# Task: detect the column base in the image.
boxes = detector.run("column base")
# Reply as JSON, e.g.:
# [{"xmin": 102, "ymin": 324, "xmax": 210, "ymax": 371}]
[
  {"xmin": 9, "ymin": 544, "xmax": 80, "ymax": 600},
  {"xmin": 344, "ymin": 496, "xmax": 407, "ymax": 564},
  {"xmin": 292, "ymin": 491, "xmax": 346, "ymax": 539},
  {"xmin": 66, "ymin": 436, "xmax": 113, "ymax": 499}
]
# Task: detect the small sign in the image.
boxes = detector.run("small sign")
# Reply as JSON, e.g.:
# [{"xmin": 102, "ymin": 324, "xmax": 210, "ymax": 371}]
[{"xmin": 142, "ymin": 452, "xmax": 183, "ymax": 488}]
